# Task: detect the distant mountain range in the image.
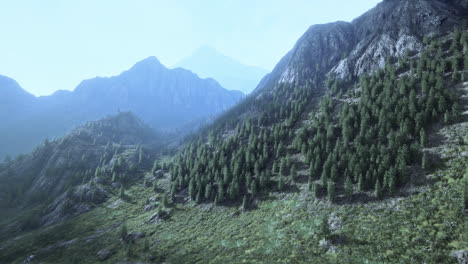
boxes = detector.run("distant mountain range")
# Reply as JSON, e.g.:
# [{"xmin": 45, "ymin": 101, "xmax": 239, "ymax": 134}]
[
  {"xmin": 174, "ymin": 46, "xmax": 269, "ymax": 94},
  {"xmin": 0, "ymin": 57, "xmax": 243, "ymax": 159}
]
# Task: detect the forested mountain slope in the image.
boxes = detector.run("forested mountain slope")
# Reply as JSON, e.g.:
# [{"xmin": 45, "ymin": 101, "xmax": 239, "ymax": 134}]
[
  {"xmin": 0, "ymin": 0, "xmax": 467, "ymax": 263},
  {"xmin": 0, "ymin": 112, "xmax": 165, "ymax": 230}
]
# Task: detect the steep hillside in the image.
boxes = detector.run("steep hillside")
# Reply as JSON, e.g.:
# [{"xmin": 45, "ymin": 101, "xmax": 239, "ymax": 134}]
[
  {"xmin": 0, "ymin": 57, "xmax": 243, "ymax": 160},
  {"xmin": 256, "ymin": 0, "xmax": 468, "ymax": 91},
  {"xmin": 0, "ymin": 112, "xmax": 166, "ymax": 230}
]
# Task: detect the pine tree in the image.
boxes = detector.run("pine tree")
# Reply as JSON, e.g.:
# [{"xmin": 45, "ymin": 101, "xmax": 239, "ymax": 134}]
[
  {"xmin": 319, "ymin": 215, "xmax": 330, "ymax": 239},
  {"xmin": 280, "ymin": 158, "xmax": 288, "ymax": 176},
  {"xmin": 188, "ymin": 179, "xmax": 195, "ymax": 200},
  {"xmin": 291, "ymin": 164, "xmax": 297, "ymax": 180},
  {"xmin": 311, "ymin": 182, "xmax": 319, "ymax": 198},
  {"xmin": 464, "ymin": 43, "xmax": 468, "ymax": 70},
  {"xmin": 217, "ymin": 183, "xmax": 224, "ymax": 203},
  {"xmin": 358, "ymin": 174, "xmax": 365, "ymax": 192},
  {"xmin": 272, "ymin": 161, "xmax": 278, "ymax": 174},
  {"xmin": 327, "ymin": 181, "xmax": 336, "ymax": 203},
  {"xmin": 119, "ymin": 186, "xmax": 125, "ymax": 198},
  {"xmin": 388, "ymin": 167, "xmax": 396, "ymax": 195},
  {"xmin": 138, "ymin": 146, "xmax": 144, "ymax": 164},
  {"xmin": 374, "ymin": 179, "xmax": 382, "ymax": 199},
  {"xmin": 420, "ymin": 129, "xmax": 427, "ymax": 147},
  {"xmin": 152, "ymin": 160, "xmax": 159, "ymax": 174},
  {"xmin": 278, "ymin": 174, "xmax": 285, "ymax": 191},
  {"xmin": 250, "ymin": 179, "xmax": 258, "ymax": 197},
  {"xmin": 422, "ymin": 152, "xmax": 428, "ymax": 170},
  {"xmin": 150, "ymin": 178, "xmax": 159, "ymax": 191},
  {"xmin": 143, "ymin": 239, "xmax": 150, "ymax": 252},
  {"xmin": 241, "ymin": 195, "xmax": 249, "ymax": 211},
  {"xmin": 120, "ymin": 223, "xmax": 128, "ymax": 240},
  {"xmin": 205, "ymin": 184, "xmax": 212, "ymax": 200},
  {"xmin": 344, "ymin": 176, "xmax": 353, "ymax": 198},
  {"xmin": 161, "ymin": 192, "xmax": 169, "ymax": 208}
]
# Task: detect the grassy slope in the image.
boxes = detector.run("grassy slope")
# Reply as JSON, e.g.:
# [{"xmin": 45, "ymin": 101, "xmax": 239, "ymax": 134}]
[{"xmin": 0, "ymin": 118, "xmax": 466, "ymax": 263}]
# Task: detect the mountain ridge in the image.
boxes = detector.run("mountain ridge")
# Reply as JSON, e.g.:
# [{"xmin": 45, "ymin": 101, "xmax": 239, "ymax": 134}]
[
  {"xmin": 255, "ymin": 0, "xmax": 468, "ymax": 93},
  {"xmin": 0, "ymin": 57, "xmax": 243, "ymax": 160}
]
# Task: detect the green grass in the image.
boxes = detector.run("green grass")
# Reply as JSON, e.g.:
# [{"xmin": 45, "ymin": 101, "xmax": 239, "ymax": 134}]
[{"xmin": 0, "ymin": 123, "xmax": 466, "ymax": 264}]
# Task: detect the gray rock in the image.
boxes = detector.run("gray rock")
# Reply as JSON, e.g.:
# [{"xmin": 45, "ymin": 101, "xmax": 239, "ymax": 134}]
[
  {"xmin": 450, "ymin": 250, "xmax": 468, "ymax": 264},
  {"xmin": 154, "ymin": 169, "xmax": 164, "ymax": 178},
  {"xmin": 123, "ymin": 231, "xmax": 146, "ymax": 243},
  {"xmin": 319, "ymin": 239, "xmax": 330, "ymax": 250},
  {"xmin": 23, "ymin": 255, "xmax": 35, "ymax": 263},
  {"xmin": 328, "ymin": 213, "xmax": 342, "ymax": 233},
  {"xmin": 144, "ymin": 204, "xmax": 157, "ymax": 212},
  {"xmin": 97, "ymin": 248, "xmax": 114, "ymax": 261},
  {"xmin": 148, "ymin": 210, "xmax": 169, "ymax": 223},
  {"xmin": 40, "ymin": 184, "xmax": 108, "ymax": 227}
]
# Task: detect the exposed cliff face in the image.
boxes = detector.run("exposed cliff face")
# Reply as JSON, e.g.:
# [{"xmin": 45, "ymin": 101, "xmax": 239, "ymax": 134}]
[
  {"xmin": 255, "ymin": 0, "xmax": 468, "ymax": 92},
  {"xmin": 337, "ymin": 0, "xmax": 467, "ymax": 77}
]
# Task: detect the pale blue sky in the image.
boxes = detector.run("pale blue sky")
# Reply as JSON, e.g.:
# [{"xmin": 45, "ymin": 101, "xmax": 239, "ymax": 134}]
[{"xmin": 0, "ymin": 0, "xmax": 381, "ymax": 96}]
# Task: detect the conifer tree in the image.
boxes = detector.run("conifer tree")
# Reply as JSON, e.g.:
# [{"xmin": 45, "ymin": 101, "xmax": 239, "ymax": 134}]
[
  {"xmin": 119, "ymin": 186, "xmax": 125, "ymax": 198},
  {"xmin": 278, "ymin": 174, "xmax": 285, "ymax": 191},
  {"xmin": 319, "ymin": 216, "xmax": 330, "ymax": 239},
  {"xmin": 241, "ymin": 195, "xmax": 248, "ymax": 211},
  {"xmin": 327, "ymin": 181, "xmax": 336, "ymax": 203},
  {"xmin": 344, "ymin": 176, "xmax": 353, "ymax": 198},
  {"xmin": 374, "ymin": 179, "xmax": 382, "ymax": 199},
  {"xmin": 217, "ymin": 183, "xmax": 224, "ymax": 203}
]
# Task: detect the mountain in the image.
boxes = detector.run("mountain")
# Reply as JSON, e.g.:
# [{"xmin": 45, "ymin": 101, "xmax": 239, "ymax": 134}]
[
  {"xmin": 1, "ymin": 0, "xmax": 467, "ymax": 263},
  {"xmin": 255, "ymin": 0, "xmax": 468, "ymax": 92},
  {"xmin": 174, "ymin": 46, "xmax": 269, "ymax": 94},
  {"xmin": 0, "ymin": 112, "xmax": 162, "ymax": 227},
  {"xmin": 0, "ymin": 57, "xmax": 243, "ymax": 160}
]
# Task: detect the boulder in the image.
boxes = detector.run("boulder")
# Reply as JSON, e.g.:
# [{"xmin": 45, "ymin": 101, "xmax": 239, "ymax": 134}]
[
  {"xmin": 97, "ymin": 248, "xmax": 114, "ymax": 261},
  {"xmin": 154, "ymin": 169, "xmax": 164, "ymax": 178},
  {"xmin": 123, "ymin": 231, "xmax": 146, "ymax": 243},
  {"xmin": 144, "ymin": 204, "xmax": 157, "ymax": 212},
  {"xmin": 148, "ymin": 210, "xmax": 169, "ymax": 223},
  {"xmin": 40, "ymin": 184, "xmax": 108, "ymax": 226}
]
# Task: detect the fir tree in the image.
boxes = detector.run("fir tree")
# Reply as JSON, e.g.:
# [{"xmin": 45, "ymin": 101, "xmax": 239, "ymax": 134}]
[
  {"xmin": 374, "ymin": 179, "xmax": 382, "ymax": 199},
  {"xmin": 344, "ymin": 176, "xmax": 353, "ymax": 198},
  {"xmin": 327, "ymin": 181, "xmax": 336, "ymax": 203}
]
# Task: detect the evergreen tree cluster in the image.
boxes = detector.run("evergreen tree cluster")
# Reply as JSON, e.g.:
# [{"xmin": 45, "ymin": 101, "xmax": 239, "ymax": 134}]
[{"xmin": 167, "ymin": 28, "xmax": 465, "ymax": 204}]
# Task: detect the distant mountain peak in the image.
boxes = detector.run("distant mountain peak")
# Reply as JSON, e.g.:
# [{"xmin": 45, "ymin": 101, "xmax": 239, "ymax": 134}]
[
  {"xmin": 192, "ymin": 46, "xmax": 224, "ymax": 57},
  {"xmin": 130, "ymin": 56, "xmax": 163, "ymax": 72},
  {"xmin": 174, "ymin": 46, "xmax": 269, "ymax": 94}
]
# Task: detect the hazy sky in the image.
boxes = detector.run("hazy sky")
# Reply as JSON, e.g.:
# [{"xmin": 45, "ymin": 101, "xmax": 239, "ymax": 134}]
[{"xmin": 0, "ymin": 0, "xmax": 381, "ymax": 96}]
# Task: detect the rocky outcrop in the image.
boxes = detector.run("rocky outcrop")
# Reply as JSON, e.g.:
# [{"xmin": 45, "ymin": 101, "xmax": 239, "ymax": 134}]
[
  {"xmin": 40, "ymin": 184, "xmax": 108, "ymax": 227},
  {"xmin": 255, "ymin": 0, "xmax": 468, "ymax": 92},
  {"xmin": 450, "ymin": 250, "xmax": 468, "ymax": 264}
]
